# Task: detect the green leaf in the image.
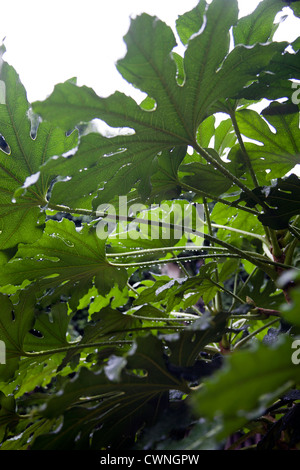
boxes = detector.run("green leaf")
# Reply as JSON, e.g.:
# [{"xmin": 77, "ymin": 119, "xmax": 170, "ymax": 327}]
[
  {"xmin": 31, "ymin": 335, "xmax": 188, "ymax": 449},
  {"xmin": 238, "ymin": 48, "xmax": 300, "ymax": 102},
  {"xmin": 32, "ymin": 1, "xmax": 285, "ymax": 207},
  {"xmin": 0, "ymin": 418, "xmax": 57, "ymax": 450},
  {"xmin": 232, "ymin": 105, "xmax": 300, "ymax": 181},
  {"xmin": 233, "ymin": 0, "xmax": 283, "ymax": 46},
  {"xmin": 144, "ymin": 146, "xmax": 186, "ymax": 204},
  {"xmin": 165, "ymin": 311, "xmax": 228, "ymax": 367},
  {"xmin": 180, "ymin": 163, "xmax": 232, "ymax": 197},
  {"xmin": 0, "ymin": 391, "xmax": 19, "ymax": 443},
  {"xmin": 80, "ymin": 306, "xmax": 141, "ymax": 345},
  {"xmin": 279, "ymin": 270, "xmax": 300, "ymax": 327},
  {"xmin": 133, "ymin": 263, "xmax": 218, "ymax": 311},
  {"xmin": 191, "ymin": 337, "xmax": 300, "ymax": 439},
  {"xmin": 0, "ymin": 61, "xmax": 77, "ymax": 259},
  {"xmin": 240, "ymin": 174, "xmax": 300, "ymax": 229},
  {"xmin": 23, "ymin": 302, "xmax": 70, "ymax": 352},
  {"xmin": 0, "ymin": 218, "xmax": 128, "ymax": 309},
  {"xmin": 176, "ymin": 0, "xmax": 207, "ymax": 45},
  {"xmin": 289, "ymin": 1, "xmax": 300, "ymax": 18},
  {"xmin": 0, "ymin": 289, "xmax": 36, "ymax": 380}
]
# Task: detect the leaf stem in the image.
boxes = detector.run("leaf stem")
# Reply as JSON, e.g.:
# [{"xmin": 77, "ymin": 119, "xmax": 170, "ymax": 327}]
[
  {"xmin": 47, "ymin": 202, "xmax": 278, "ymax": 277},
  {"xmin": 192, "ymin": 141, "xmax": 268, "ymax": 210},
  {"xmin": 107, "ymin": 245, "xmax": 229, "ymax": 258},
  {"xmin": 197, "ymin": 217, "xmax": 270, "ymax": 248},
  {"xmin": 23, "ymin": 340, "xmax": 133, "ymax": 358},
  {"xmin": 179, "ymin": 180, "xmax": 259, "ymax": 216},
  {"xmin": 234, "ymin": 318, "xmax": 280, "ymax": 350},
  {"xmin": 203, "ymin": 197, "xmax": 222, "ymax": 312},
  {"xmin": 228, "ymin": 104, "xmax": 259, "ymax": 188}
]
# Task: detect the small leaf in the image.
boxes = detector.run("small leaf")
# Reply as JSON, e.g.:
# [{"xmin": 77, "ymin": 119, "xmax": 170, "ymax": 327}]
[
  {"xmin": 240, "ymin": 174, "xmax": 300, "ymax": 229},
  {"xmin": 232, "ymin": 105, "xmax": 300, "ymax": 181},
  {"xmin": 233, "ymin": 0, "xmax": 283, "ymax": 46}
]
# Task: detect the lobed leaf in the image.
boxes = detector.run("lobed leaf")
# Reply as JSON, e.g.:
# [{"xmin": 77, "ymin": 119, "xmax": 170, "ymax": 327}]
[
  {"xmin": 0, "ymin": 62, "xmax": 77, "ymax": 260},
  {"xmin": 0, "ymin": 218, "xmax": 128, "ymax": 309},
  {"xmin": 32, "ymin": 1, "xmax": 286, "ymax": 207}
]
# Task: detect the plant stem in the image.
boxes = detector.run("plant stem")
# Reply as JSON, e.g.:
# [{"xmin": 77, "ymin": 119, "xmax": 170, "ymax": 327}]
[
  {"xmin": 198, "ymin": 218, "xmax": 270, "ymax": 248},
  {"xmin": 47, "ymin": 202, "xmax": 278, "ymax": 277},
  {"xmin": 228, "ymin": 105, "xmax": 259, "ymax": 188},
  {"xmin": 192, "ymin": 141, "xmax": 268, "ymax": 210},
  {"xmin": 203, "ymin": 197, "xmax": 222, "ymax": 312},
  {"xmin": 284, "ymin": 237, "xmax": 299, "ymax": 266},
  {"xmin": 283, "ymin": 215, "xmax": 300, "ymax": 245},
  {"xmin": 23, "ymin": 340, "xmax": 133, "ymax": 358},
  {"xmin": 130, "ymin": 312, "xmax": 198, "ymax": 321},
  {"xmin": 288, "ymin": 224, "xmax": 300, "ymax": 242},
  {"xmin": 107, "ymin": 245, "xmax": 229, "ymax": 258},
  {"xmin": 234, "ymin": 318, "xmax": 280, "ymax": 350},
  {"xmin": 171, "ymin": 250, "xmax": 191, "ymax": 277},
  {"xmin": 268, "ymin": 227, "xmax": 283, "ymax": 259},
  {"xmin": 110, "ymin": 253, "xmax": 241, "ymax": 267},
  {"xmin": 208, "ymin": 278, "xmax": 245, "ymax": 305},
  {"xmin": 179, "ymin": 181, "xmax": 259, "ymax": 216}
]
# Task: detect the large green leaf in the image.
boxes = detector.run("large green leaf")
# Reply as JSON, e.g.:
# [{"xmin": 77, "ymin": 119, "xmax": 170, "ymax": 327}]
[
  {"xmin": 32, "ymin": 0, "xmax": 285, "ymax": 207},
  {"xmin": 31, "ymin": 335, "xmax": 189, "ymax": 450},
  {"xmin": 0, "ymin": 218, "xmax": 128, "ymax": 309},
  {"xmin": 0, "ymin": 61, "xmax": 77, "ymax": 259},
  {"xmin": 191, "ymin": 337, "xmax": 300, "ymax": 440}
]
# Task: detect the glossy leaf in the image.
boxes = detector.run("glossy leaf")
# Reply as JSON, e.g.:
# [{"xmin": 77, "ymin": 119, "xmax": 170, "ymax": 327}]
[
  {"xmin": 0, "ymin": 62, "xmax": 77, "ymax": 260},
  {"xmin": 0, "ymin": 218, "xmax": 128, "ymax": 309},
  {"xmin": 32, "ymin": 1, "xmax": 285, "ymax": 207}
]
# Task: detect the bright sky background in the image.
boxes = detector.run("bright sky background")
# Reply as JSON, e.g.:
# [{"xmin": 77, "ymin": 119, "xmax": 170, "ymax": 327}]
[{"xmin": 1, "ymin": 0, "xmax": 300, "ymax": 103}]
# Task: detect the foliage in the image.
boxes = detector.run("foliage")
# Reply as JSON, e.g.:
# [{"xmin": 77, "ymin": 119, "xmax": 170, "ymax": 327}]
[{"xmin": 0, "ymin": 0, "xmax": 300, "ymax": 451}]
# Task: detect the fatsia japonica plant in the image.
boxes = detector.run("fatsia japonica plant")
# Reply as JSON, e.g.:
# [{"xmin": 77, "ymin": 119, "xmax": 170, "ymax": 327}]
[{"xmin": 0, "ymin": 0, "xmax": 300, "ymax": 451}]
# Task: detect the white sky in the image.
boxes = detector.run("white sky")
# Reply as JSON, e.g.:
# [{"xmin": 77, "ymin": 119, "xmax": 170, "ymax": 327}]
[{"xmin": 1, "ymin": 0, "xmax": 300, "ymax": 103}]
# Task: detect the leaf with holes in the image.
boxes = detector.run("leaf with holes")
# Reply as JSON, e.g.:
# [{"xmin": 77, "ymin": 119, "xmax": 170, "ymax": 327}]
[
  {"xmin": 0, "ymin": 61, "xmax": 77, "ymax": 262},
  {"xmin": 32, "ymin": 0, "xmax": 285, "ymax": 208},
  {"xmin": 0, "ymin": 218, "xmax": 128, "ymax": 309}
]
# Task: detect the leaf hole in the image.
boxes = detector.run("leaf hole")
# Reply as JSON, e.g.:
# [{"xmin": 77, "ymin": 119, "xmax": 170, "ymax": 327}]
[
  {"xmin": 29, "ymin": 328, "xmax": 44, "ymax": 338},
  {"xmin": 0, "ymin": 134, "xmax": 11, "ymax": 155}
]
